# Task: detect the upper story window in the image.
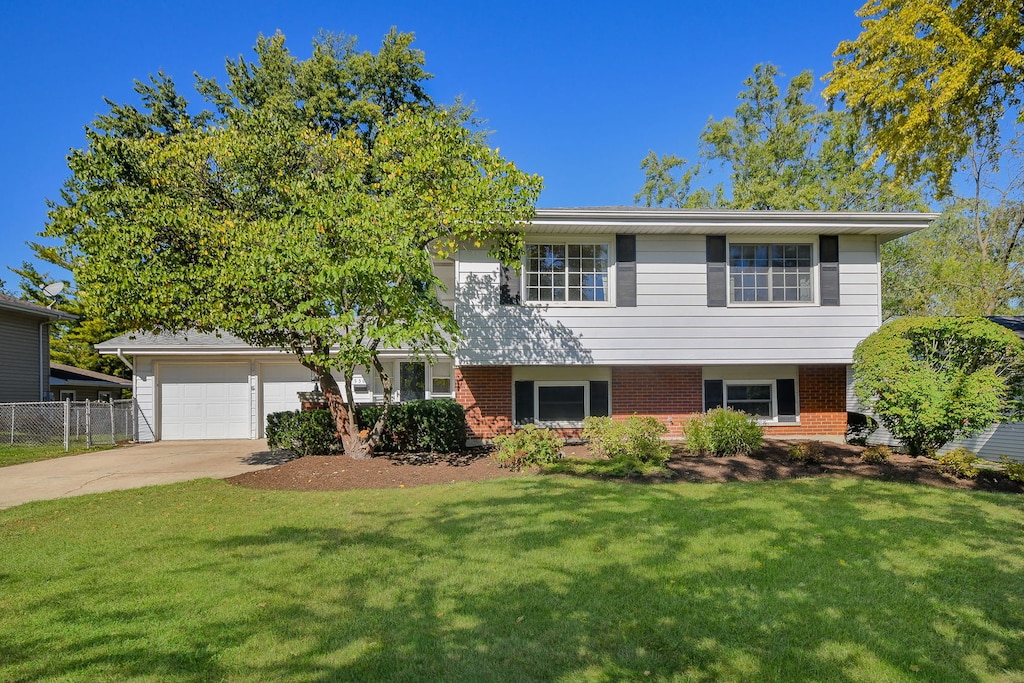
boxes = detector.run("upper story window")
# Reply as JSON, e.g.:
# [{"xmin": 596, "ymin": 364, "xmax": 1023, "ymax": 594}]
[
  {"xmin": 729, "ymin": 243, "xmax": 812, "ymax": 303},
  {"xmin": 525, "ymin": 243, "xmax": 609, "ymax": 303}
]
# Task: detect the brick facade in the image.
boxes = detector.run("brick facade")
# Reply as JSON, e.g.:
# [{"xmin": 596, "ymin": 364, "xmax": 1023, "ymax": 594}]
[
  {"xmin": 456, "ymin": 364, "xmax": 848, "ymax": 441},
  {"xmin": 456, "ymin": 366, "xmax": 513, "ymax": 441},
  {"xmin": 764, "ymin": 365, "xmax": 847, "ymax": 437},
  {"xmin": 611, "ymin": 366, "xmax": 703, "ymax": 437}
]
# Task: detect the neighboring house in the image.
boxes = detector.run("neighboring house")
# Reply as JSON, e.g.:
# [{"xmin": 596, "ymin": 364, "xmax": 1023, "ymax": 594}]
[
  {"xmin": 49, "ymin": 362, "xmax": 131, "ymax": 402},
  {"xmin": 95, "ymin": 207, "xmax": 937, "ymax": 442},
  {"xmin": 863, "ymin": 315, "xmax": 1024, "ymax": 462},
  {"xmin": 0, "ymin": 293, "xmax": 76, "ymax": 402}
]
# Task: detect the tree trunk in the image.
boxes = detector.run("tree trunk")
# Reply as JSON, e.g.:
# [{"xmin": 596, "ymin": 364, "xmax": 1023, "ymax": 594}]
[{"xmin": 319, "ymin": 371, "xmax": 373, "ymax": 459}]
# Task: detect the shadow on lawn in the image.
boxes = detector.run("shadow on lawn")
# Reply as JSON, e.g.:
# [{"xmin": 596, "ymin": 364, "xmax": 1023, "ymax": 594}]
[{"xmin": 6, "ymin": 478, "xmax": 1024, "ymax": 682}]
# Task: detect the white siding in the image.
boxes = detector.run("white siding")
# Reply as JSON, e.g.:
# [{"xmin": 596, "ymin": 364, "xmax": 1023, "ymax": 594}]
[
  {"xmin": 134, "ymin": 357, "xmax": 156, "ymax": 442},
  {"xmin": 456, "ymin": 234, "xmax": 882, "ymax": 366}
]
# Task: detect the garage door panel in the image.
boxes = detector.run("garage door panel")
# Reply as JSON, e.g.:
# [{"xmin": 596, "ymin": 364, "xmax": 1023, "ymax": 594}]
[
  {"xmin": 160, "ymin": 363, "xmax": 251, "ymax": 440},
  {"xmin": 260, "ymin": 364, "xmax": 314, "ymax": 437}
]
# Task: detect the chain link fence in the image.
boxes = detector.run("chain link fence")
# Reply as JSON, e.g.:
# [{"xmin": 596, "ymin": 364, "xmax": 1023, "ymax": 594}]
[{"xmin": 0, "ymin": 399, "xmax": 137, "ymax": 451}]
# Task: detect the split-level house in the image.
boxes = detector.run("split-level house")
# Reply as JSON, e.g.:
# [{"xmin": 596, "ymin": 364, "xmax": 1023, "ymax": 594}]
[
  {"xmin": 0, "ymin": 293, "xmax": 76, "ymax": 402},
  {"xmin": 95, "ymin": 208, "xmax": 936, "ymax": 443}
]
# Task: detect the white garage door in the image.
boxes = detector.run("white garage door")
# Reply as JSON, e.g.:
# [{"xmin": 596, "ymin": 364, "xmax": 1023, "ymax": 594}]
[
  {"xmin": 260, "ymin": 364, "xmax": 316, "ymax": 436},
  {"xmin": 161, "ymin": 364, "xmax": 251, "ymax": 440}
]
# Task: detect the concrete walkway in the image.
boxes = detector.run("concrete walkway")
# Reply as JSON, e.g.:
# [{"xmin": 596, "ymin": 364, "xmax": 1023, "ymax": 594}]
[{"xmin": 0, "ymin": 440, "xmax": 285, "ymax": 510}]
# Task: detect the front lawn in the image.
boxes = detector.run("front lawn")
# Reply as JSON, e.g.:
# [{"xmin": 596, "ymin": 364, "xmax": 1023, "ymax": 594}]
[
  {"xmin": 0, "ymin": 442, "xmax": 115, "ymax": 467},
  {"xmin": 1, "ymin": 477, "xmax": 1022, "ymax": 681}
]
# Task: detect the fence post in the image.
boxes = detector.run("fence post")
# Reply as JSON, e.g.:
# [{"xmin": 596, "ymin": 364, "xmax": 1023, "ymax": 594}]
[
  {"xmin": 64, "ymin": 400, "xmax": 70, "ymax": 452},
  {"xmin": 9, "ymin": 405, "xmax": 13, "ymax": 446},
  {"xmin": 110, "ymin": 400, "xmax": 115, "ymax": 445},
  {"xmin": 85, "ymin": 400, "xmax": 92, "ymax": 448}
]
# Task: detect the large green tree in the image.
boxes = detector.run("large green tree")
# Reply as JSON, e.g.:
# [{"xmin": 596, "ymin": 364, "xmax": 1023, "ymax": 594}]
[
  {"xmin": 636, "ymin": 64, "xmax": 922, "ymax": 211},
  {"xmin": 825, "ymin": 0, "xmax": 1024, "ymax": 198},
  {"xmin": 45, "ymin": 30, "xmax": 542, "ymax": 457},
  {"xmin": 853, "ymin": 317, "xmax": 1024, "ymax": 456}
]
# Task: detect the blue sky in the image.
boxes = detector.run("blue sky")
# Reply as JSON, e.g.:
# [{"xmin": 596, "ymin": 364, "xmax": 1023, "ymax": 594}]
[{"xmin": 0, "ymin": 0, "xmax": 867, "ymax": 289}]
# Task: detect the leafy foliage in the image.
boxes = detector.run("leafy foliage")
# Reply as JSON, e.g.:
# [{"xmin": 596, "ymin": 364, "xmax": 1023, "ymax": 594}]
[
  {"xmin": 492, "ymin": 425, "xmax": 563, "ymax": 470},
  {"xmin": 825, "ymin": 0, "xmax": 1024, "ymax": 197},
  {"xmin": 683, "ymin": 408, "xmax": 764, "ymax": 457},
  {"xmin": 44, "ymin": 30, "xmax": 542, "ymax": 458},
  {"xmin": 936, "ymin": 447, "xmax": 981, "ymax": 479},
  {"xmin": 636, "ymin": 64, "xmax": 922, "ymax": 211},
  {"xmin": 266, "ymin": 410, "xmax": 340, "ymax": 456},
  {"xmin": 1000, "ymin": 456, "xmax": 1024, "ymax": 483},
  {"xmin": 860, "ymin": 445, "xmax": 893, "ymax": 464},
  {"xmin": 356, "ymin": 399, "xmax": 466, "ymax": 453},
  {"xmin": 582, "ymin": 415, "xmax": 670, "ymax": 467},
  {"xmin": 853, "ymin": 317, "xmax": 1024, "ymax": 457},
  {"xmin": 787, "ymin": 441, "xmax": 825, "ymax": 464},
  {"xmin": 846, "ymin": 412, "xmax": 878, "ymax": 447}
]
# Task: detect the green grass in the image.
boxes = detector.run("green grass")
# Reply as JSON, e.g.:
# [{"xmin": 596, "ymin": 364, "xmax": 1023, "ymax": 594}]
[
  {"xmin": 1, "ymin": 477, "xmax": 1022, "ymax": 682},
  {"xmin": 0, "ymin": 442, "xmax": 115, "ymax": 467}
]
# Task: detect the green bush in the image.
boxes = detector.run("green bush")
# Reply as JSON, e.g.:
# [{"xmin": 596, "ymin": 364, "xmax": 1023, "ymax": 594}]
[
  {"xmin": 1000, "ymin": 456, "xmax": 1024, "ymax": 482},
  {"xmin": 266, "ymin": 410, "xmax": 339, "ymax": 456},
  {"xmin": 788, "ymin": 440, "xmax": 825, "ymax": 464},
  {"xmin": 357, "ymin": 399, "xmax": 466, "ymax": 452},
  {"xmin": 846, "ymin": 412, "xmax": 877, "ymax": 446},
  {"xmin": 936, "ymin": 447, "xmax": 980, "ymax": 479},
  {"xmin": 582, "ymin": 415, "xmax": 670, "ymax": 466},
  {"xmin": 684, "ymin": 408, "xmax": 764, "ymax": 456},
  {"xmin": 860, "ymin": 445, "xmax": 893, "ymax": 464},
  {"xmin": 492, "ymin": 425, "xmax": 563, "ymax": 470}
]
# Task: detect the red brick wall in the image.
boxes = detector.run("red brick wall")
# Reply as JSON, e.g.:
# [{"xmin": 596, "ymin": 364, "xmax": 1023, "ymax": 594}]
[
  {"xmin": 765, "ymin": 365, "xmax": 847, "ymax": 437},
  {"xmin": 611, "ymin": 366, "xmax": 703, "ymax": 437},
  {"xmin": 456, "ymin": 366, "xmax": 512, "ymax": 440}
]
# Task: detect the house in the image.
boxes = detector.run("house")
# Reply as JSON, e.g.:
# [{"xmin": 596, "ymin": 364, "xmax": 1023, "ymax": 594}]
[
  {"xmin": 0, "ymin": 293, "xmax": 76, "ymax": 402},
  {"xmin": 49, "ymin": 362, "xmax": 131, "ymax": 402},
  {"xmin": 95, "ymin": 207, "xmax": 937, "ymax": 442}
]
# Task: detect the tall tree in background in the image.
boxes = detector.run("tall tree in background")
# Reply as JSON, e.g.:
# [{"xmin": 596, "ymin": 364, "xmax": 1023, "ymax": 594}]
[
  {"xmin": 825, "ymin": 0, "xmax": 1024, "ymax": 197},
  {"xmin": 826, "ymin": 0, "xmax": 1024, "ymax": 317},
  {"xmin": 45, "ymin": 30, "xmax": 542, "ymax": 457},
  {"xmin": 636, "ymin": 64, "xmax": 922, "ymax": 211}
]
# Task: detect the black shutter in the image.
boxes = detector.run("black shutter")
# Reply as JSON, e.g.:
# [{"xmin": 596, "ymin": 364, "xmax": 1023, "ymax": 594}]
[
  {"xmin": 514, "ymin": 380, "xmax": 534, "ymax": 424},
  {"xmin": 703, "ymin": 379, "xmax": 724, "ymax": 411},
  {"xmin": 500, "ymin": 265, "xmax": 521, "ymax": 305},
  {"xmin": 590, "ymin": 381, "xmax": 610, "ymax": 417},
  {"xmin": 777, "ymin": 379, "xmax": 797, "ymax": 422},
  {"xmin": 706, "ymin": 236, "xmax": 727, "ymax": 307},
  {"xmin": 616, "ymin": 234, "xmax": 637, "ymax": 307},
  {"xmin": 819, "ymin": 235, "xmax": 840, "ymax": 307}
]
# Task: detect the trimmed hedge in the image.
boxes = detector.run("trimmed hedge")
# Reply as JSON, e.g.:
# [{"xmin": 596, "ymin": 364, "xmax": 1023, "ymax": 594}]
[
  {"xmin": 357, "ymin": 399, "xmax": 467, "ymax": 453},
  {"xmin": 266, "ymin": 410, "xmax": 340, "ymax": 456}
]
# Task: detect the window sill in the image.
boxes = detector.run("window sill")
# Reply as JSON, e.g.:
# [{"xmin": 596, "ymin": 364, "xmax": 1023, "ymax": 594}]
[
  {"xmin": 727, "ymin": 301, "xmax": 818, "ymax": 308},
  {"xmin": 521, "ymin": 301, "xmax": 615, "ymax": 308},
  {"xmin": 516, "ymin": 420, "xmax": 585, "ymax": 429}
]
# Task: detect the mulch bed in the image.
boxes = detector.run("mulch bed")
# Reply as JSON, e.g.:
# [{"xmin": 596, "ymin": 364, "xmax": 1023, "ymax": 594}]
[{"xmin": 227, "ymin": 440, "xmax": 1024, "ymax": 494}]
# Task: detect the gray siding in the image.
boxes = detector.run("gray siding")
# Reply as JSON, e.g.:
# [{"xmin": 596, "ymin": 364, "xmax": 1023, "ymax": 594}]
[
  {"xmin": 0, "ymin": 310, "xmax": 46, "ymax": 402},
  {"xmin": 456, "ymin": 234, "xmax": 882, "ymax": 366},
  {"xmin": 867, "ymin": 423, "xmax": 1024, "ymax": 463}
]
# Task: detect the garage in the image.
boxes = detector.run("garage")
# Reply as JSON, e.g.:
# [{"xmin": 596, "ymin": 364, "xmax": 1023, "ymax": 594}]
[
  {"xmin": 260, "ymin": 363, "xmax": 316, "ymax": 436},
  {"xmin": 160, "ymin": 363, "xmax": 251, "ymax": 440}
]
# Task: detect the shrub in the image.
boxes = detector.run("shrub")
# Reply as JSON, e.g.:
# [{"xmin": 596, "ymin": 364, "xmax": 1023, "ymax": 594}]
[
  {"xmin": 788, "ymin": 440, "xmax": 825, "ymax": 464},
  {"xmin": 684, "ymin": 408, "xmax": 764, "ymax": 456},
  {"xmin": 936, "ymin": 447, "xmax": 980, "ymax": 479},
  {"xmin": 492, "ymin": 425, "xmax": 563, "ymax": 470},
  {"xmin": 860, "ymin": 445, "xmax": 893, "ymax": 464},
  {"xmin": 582, "ymin": 415, "xmax": 670, "ymax": 466},
  {"xmin": 266, "ymin": 410, "xmax": 339, "ymax": 456},
  {"xmin": 356, "ymin": 399, "xmax": 466, "ymax": 452},
  {"xmin": 1000, "ymin": 456, "xmax": 1024, "ymax": 483}
]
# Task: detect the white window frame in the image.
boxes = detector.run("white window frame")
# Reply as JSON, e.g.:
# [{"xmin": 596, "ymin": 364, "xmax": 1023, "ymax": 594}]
[
  {"xmin": 534, "ymin": 381, "xmax": 589, "ymax": 427},
  {"xmin": 522, "ymin": 240, "xmax": 614, "ymax": 307},
  {"xmin": 59, "ymin": 390, "xmax": 76, "ymax": 402},
  {"xmin": 386, "ymin": 360, "xmax": 455, "ymax": 403},
  {"xmin": 727, "ymin": 241, "xmax": 816, "ymax": 306},
  {"xmin": 98, "ymin": 391, "xmax": 114, "ymax": 402},
  {"xmin": 723, "ymin": 380, "xmax": 778, "ymax": 423}
]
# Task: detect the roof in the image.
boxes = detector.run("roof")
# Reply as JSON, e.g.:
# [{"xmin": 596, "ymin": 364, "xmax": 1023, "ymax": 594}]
[
  {"xmin": 0, "ymin": 293, "xmax": 77, "ymax": 321},
  {"xmin": 529, "ymin": 207, "xmax": 938, "ymax": 242},
  {"xmin": 49, "ymin": 362, "xmax": 131, "ymax": 387},
  {"xmin": 94, "ymin": 330, "xmax": 269, "ymax": 355},
  {"xmin": 988, "ymin": 316, "xmax": 1024, "ymax": 340}
]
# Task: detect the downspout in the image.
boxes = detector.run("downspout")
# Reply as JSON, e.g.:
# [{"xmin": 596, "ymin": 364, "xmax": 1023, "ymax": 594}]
[{"xmin": 115, "ymin": 348, "xmax": 135, "ymax": 373}]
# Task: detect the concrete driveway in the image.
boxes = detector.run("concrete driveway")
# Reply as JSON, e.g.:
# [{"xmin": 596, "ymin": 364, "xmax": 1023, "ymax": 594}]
[{"xmin": 0, "ymin": 440, "xmax": 285, "ymax": 510}]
